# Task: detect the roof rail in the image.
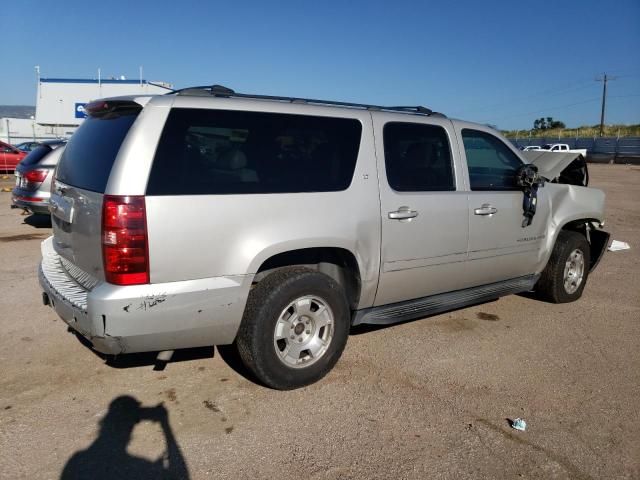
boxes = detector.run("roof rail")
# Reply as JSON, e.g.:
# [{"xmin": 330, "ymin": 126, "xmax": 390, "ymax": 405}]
[{"xmin": 170, "ymin": 84, "xmax": 445, "ymax": 117}]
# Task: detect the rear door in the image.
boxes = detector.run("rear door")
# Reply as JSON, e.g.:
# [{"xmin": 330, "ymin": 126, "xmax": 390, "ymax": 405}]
[
  {"xmin": 373, "ymin": 115, "xmax": 469, "ymax": 306},
  {"xmin": 50, "ymin": 102, "xmax": 142, "ymax": 280}
]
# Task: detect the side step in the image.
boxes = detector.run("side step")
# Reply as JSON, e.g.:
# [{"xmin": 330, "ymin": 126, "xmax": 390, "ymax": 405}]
[{"xmin": 352, "ymin": 275, "xmax": 538, "ymax": 326}]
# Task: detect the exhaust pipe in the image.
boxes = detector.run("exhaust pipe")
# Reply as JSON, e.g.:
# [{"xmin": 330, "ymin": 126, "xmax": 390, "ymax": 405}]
[
  {"xmin": 154, "ymin": 350, "xmax": 174, "ymax": 371},
  {"xmin": 156, "ymin": 350, "xmax": 174, "ymax": 362}
]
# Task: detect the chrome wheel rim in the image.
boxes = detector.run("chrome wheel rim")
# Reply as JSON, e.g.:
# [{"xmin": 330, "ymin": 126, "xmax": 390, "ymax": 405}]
[
  {"xmin": 563, "ymin": 248, "xmax": 585, "ymax": 294},
  {"xmin": 273, "ymin": 295, "xmax": 334, "ymax": 369}
]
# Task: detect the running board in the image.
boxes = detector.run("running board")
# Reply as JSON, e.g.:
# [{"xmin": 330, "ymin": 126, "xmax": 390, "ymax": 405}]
[{"xmin": 352, "ymin": 275, "xmax": 539, "ymax": 326}]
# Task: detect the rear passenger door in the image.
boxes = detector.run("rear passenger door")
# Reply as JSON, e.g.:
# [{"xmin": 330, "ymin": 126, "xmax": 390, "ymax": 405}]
[
  {"xmin": 373, "ymin": 115, "xmax": 470, "ymax": 306},
  {"xmin": 456, "ymin": 127, "xmax": 549, "ymax": 286}
]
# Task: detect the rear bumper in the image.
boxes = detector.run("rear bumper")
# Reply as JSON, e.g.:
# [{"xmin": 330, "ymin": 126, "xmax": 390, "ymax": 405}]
[
  {"xmin": 12, "ymin": 187, "xmax": 51, "ymax": 214},
  {"xmin": 39, "ymin": 236, "xmax": 250, "ymax": 355}
]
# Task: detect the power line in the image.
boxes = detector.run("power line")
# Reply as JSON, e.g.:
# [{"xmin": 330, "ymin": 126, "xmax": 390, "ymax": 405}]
[
  {"xmin": 478, "ymin": 97, "xmax": 601, "ymax": 123},
  {"xmin": 450, "ymin": 79, "xmax": 598, "ymax": 116},
  {"xmin": 596, "ymin": 73, "xmax": 617, "ymax": 136}
]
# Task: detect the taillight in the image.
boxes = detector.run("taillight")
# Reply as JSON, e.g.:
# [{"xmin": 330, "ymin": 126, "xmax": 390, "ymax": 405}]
[
  {"xmin": 85, "ymin": 100, "xmax": 109, "ymax": 114},
  {"xmin": 102, "ymin": 195, "xmax": 149, "ymax": 285},
  {"xmin": 24, "ymin": 169, "xmax": 48, "ymax": 187}
]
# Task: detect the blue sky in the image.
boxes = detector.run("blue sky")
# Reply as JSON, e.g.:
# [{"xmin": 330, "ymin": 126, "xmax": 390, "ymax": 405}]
[{"xmin": 2, "ymin": 0, "xmax": 639, "ymax": 130}]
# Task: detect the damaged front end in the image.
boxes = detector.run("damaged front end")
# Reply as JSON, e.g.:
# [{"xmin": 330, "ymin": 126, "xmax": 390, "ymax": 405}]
[
  {"xmin": 518, "ymin": 153, "xmax": 609, "ymax": 275},
  {"xmin": 521, "ymin": 151, "xmax": 589, "ymax": 186}
]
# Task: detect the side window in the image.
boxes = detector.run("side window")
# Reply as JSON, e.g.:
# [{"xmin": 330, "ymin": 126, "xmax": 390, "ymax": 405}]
[
  {"xmin": 383, "ymin": 122, "xmax": 455, "ymax": 192},
  {"xmin": 461, "ymin": 129, "xmax": 523, "ymax": 191},
  {"xmin": 147, "ymin": 109, "xmax": 362, "ymax": 195}
]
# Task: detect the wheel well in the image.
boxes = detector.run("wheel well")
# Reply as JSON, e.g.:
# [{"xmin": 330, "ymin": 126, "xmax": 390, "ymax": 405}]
[
  {"xmin": 560, "ymin": 219, "xmax": 608, "ymax": 271},
  {"xmin": 254, "ymin": 248, "xmax": 361, "ymax": 310}
]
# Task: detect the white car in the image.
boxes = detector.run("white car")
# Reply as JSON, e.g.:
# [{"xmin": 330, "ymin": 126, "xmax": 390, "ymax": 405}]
[{"xmin": 541, "ymin": 143, "xmax": 588, "ymax": 157}]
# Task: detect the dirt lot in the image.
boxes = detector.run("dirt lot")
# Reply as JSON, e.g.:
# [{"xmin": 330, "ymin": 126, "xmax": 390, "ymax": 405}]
[{"xmin": 0, "ymin": 165, "xmax": 638, "ymax": 479}]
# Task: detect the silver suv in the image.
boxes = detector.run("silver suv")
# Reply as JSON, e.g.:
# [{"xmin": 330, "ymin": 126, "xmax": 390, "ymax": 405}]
[
  {"xmin": 39, "ymin": 85, "xmax": 609, "ymax": 389},
  {"xmin": 12, "ymin": 140, "xmax": 66, "ymax": 215}
]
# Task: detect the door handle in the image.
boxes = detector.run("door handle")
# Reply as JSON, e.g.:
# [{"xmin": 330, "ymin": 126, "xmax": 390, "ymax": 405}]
[
  {"xmin": 388, "ymin": 207, "xmax": 418, "ymax": 220},
  {"xmin": 474, "ymin": 204, "xmax": 498, "ymax": 216}
]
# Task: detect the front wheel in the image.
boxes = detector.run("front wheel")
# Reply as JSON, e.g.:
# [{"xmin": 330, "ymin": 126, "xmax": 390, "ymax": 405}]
[
  {"xmin": 236, "ymin": 267, "xmax": 350, "ymax": 390},
  {"xmin": 535, "ymin": 231, "xmax": 591, "ymax": 303}
]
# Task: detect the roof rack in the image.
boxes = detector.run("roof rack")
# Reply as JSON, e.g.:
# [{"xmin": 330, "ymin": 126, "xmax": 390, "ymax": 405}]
[{"xmin": 170, "ymin": 85, "xmax": 446, "ymax": 117}]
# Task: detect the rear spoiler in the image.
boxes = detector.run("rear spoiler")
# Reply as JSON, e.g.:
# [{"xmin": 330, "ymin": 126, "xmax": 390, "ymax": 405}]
[{"xmin": 84, "ymin": 95, "xmax": 155, "ymax": 117}]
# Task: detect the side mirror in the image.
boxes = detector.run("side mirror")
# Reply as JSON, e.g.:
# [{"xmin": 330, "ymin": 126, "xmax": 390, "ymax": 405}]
[
  {"xmin": 516, "ymin": 164, "xmax": 544, "ymax": 228},
  {"xmin": 515, "ymin": 164, "xmax": 543, "ymax": 190}
]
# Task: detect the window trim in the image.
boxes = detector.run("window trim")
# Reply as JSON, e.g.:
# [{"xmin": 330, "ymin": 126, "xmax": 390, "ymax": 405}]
[
  {"xmin": 382, "ymin": 121, "xmax": 457, "ymax": 193},
  {"xmin": 461, "ymin": 128, "xmax": 523, "ymax": 192}
]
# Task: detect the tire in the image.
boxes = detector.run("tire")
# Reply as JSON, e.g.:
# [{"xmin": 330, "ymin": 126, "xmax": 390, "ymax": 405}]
[
  {"xmin": 535, "ymin": 230, "xmax": 590, "ymax": 303},
  {"xmin": 236, "ymin": 267, "xmax": 350, "ymax": 390}
]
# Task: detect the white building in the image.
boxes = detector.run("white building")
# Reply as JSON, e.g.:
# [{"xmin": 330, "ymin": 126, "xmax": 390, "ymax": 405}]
[{"xmin": 1, "ymin": 77, "xmax": 172, "ymax": 144}]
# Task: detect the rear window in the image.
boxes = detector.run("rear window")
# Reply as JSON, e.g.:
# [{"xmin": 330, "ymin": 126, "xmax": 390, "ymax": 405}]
[
  {"xmin": 146, "ymin": 109, "xmax": 362, "ymax": 195},
  {"xmin": 56, "ymin": 105, "xmax": 140, "ymax": 192},
  {"xmin": 20, "ymin": 145, "xmax": 53, "ymax": 167}
]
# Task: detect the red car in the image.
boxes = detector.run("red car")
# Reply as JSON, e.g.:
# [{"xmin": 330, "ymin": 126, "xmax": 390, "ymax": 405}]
[{"xmin": 0, "ymin": 141, "xmax": 27, "ymax": 172}]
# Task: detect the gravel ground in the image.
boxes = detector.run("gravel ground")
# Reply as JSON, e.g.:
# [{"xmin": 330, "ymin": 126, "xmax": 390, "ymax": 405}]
[{"xmin": 0, "ymin": 165, "xmax": 638, "ymax": 480}]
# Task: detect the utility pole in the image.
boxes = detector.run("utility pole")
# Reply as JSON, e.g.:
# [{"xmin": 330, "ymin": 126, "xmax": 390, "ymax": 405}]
[{"xmin": 596, "ymin": 73, "xmax": 617, "ymax": 137}]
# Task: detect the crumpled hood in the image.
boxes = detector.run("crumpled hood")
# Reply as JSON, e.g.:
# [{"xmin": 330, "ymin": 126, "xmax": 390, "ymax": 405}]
[{"xmin": 520, "ymin": 151, "xmax": 585, "ymax": 181}]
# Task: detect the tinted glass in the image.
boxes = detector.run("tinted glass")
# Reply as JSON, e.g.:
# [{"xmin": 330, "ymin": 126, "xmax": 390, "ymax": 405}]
[
  {"xmin": 56, "ymin": 108, "xmax": 139, "ymax": 192},
  {"xmin": 146, "ymin": 109, "xmax": 362, "ymax": 195},
  {"xmin": 383, "ymin": 122, "xmax": 454, "ymax": 191},
  {"xmin": 20, "ymin": 145, "xmax": 53, "ymax": 167},
  {"xmin": 461, "ymin": 129, "xmax": 522, "ymax": 191}
]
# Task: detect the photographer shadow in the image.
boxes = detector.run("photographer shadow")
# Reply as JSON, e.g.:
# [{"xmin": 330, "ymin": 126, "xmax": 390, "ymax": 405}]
[{"xmin": 61, "ymin": 396, "xmax": 190, "ymax": 480}]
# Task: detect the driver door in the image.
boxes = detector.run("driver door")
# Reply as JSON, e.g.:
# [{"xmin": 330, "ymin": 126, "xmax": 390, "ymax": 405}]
[{"xmin": 456, "ymin": 126, "xmax": 550, "ymax": 286}]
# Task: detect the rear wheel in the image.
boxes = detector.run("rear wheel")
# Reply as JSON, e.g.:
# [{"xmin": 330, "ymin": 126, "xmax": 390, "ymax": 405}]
[
  {"xmin": 535, "ymin": 231, "xmax": 590, "ymax": 303},
  {"xmin": 236, "ymin": 267, "xmax": 350, "ymax": 390}
]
